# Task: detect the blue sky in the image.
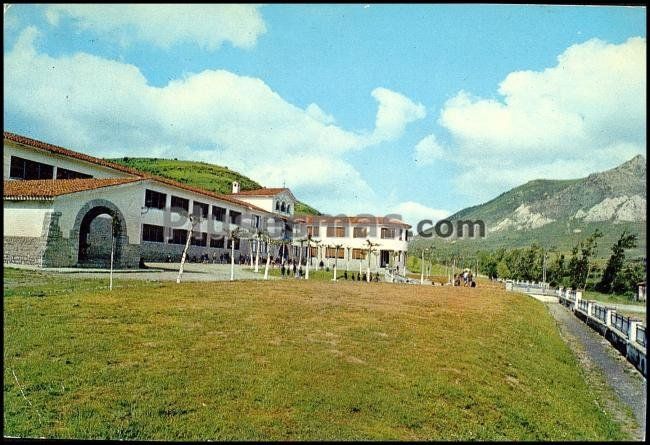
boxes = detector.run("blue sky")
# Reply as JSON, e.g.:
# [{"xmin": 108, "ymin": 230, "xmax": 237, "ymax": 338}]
[{"xmin": 3, "ymin": 4, "xmax": 646, "ymax": 225}]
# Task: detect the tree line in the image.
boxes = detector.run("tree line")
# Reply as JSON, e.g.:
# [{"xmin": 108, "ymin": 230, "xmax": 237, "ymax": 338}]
[{"xmin": 477, "ymin": 230, "xmax": 645, "ymax": 295}]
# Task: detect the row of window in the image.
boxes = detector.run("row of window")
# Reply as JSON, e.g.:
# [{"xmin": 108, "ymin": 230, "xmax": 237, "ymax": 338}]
[
  {"xmin": 142, "ymin": 224, "xmax": 240, "ymax": 249},
  {"xmin": 144, "ymin": 189, "xmax": 247, "ymax": 225},
  {"xmin": 275, "ymin": 200, "xmax": 291, "ymax": 213},
  {"xmin": 10, "ymin": 156, "xmax": 92, "ymax": 180},
  {"xmin": 144, "ymin": 223, "xmax": 392, "ymax": 258},
  {"xmin": 307, "ymin": 225, "xmax": 405, "ymax": 240},
  {"xmin": 308, "ymin": 247, "xmax": 369, "ymax": 259}
]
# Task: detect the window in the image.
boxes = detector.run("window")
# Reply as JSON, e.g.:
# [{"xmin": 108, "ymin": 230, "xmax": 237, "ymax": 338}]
[
  {"xmin": 253, "ymin": 215, "xmax": 261, "ymax": 228},
  {"xmin": 210, "ymin": 236, "xmax": 225, "ymax": 248},
  {"xmin": 326, "ymin": 247, "xmax": 345, "ymax": 258},
  {"xmin": 352, "ymin": 249, "xmax": 366, "ymax": 260},
  {"xmin": 309, "ymin": 246, "xmax": 318, "ymax": 257},
  {"xmin": 191, "ymin": 232, "xmax": 207, "ymax": 247},
  {"xmin": 212, "ymin": 205, "xmax": 226, "ymax": 222},
  {"xmin": 9, "ymin": 156, "xmax": 54, "ymax": 180},
  {"xmin": 56, "ymin": 168, "xmax": 92, "ymax": 179},
  {"xmin": 281, "ymin": 202, "xmax": 286, "ymax": 212},
  {"xmin": 353, "ymin": 227, "xmax": 367, "ymax": 238},
  {"xmin": 326, "ymin": 226, "xmax": 345, "ymax": 237},
  {"xmin": 381, "ymin": 227, "xmax": 396, "ymax": 239},
  {"xmin": 286, "ymin": 205, "xmax": 291, "ymax": 214},
  {"xmin": 142, "ymin": 224, "xmax": 165, "ymax": 242},
  {"xmin": 405, "ymin": 230, "xmax": 409, "ymax": 241},
  {"xmin": 229, "ymin": 210, "xmax": 241, "ymax": 225},
  {"xmin": 275, "ymin": 201, "xmax": 280, "ymax": 211},
  {"xmin": 193, "ymin": 201, "xmax": 209, "ymax": 219},
  {"xmin": 170, "ymin": 229, "xmax": 188, "ymax": 245},
  {"xmin": 307, "ymin": 226, "xmax": 319, "ymax": 237},
  {"xmin": 144, "ymin": 189, "xmax": 166, "ymax": 209},
  {"xmin": 171, "ymin": 196, "xmax": 189, "ymax": 212}
]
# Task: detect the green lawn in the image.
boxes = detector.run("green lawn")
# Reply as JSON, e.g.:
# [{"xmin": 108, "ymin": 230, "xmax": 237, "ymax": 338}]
[
  {"xmin": 3, "ymin": 267, "xmax": 631, "ymax": 440},
  {"xmin": 583, "ymin": 290, "xmax": 645, "ymax": 307}
]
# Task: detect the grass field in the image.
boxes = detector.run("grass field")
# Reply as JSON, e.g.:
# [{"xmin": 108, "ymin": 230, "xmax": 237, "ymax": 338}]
[
  {"xmin": 582, "ymin": 290, "xmax": 645, "ymax": 307},
  {"xmin": 3, "ymin": 267, "xmax": 630, "ymax": 440}
]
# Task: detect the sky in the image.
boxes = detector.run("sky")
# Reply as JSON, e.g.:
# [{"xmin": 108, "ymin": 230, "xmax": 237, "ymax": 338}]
[{"xmin": 3, "ymin": 4, "xmax": 646, "ymax": 226}]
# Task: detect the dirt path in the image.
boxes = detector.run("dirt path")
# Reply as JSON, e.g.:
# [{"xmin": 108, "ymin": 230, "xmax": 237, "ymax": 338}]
[{"xmin": 546, "ymin": 302, "xmax": 646, "ymax": 441}]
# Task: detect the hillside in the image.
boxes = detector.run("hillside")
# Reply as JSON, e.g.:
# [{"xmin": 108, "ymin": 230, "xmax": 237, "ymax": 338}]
[
  {"xmin": 108, "ymin": 158, "xmax": 320, "ymax": 215},
  {"xmin": 417, "ymin": 155, "xmax": 646, "ymax": 259}
]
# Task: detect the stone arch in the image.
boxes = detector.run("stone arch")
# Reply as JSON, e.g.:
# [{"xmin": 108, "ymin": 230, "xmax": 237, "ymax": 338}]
[{"xmin": 70, "ymin": 199, "xmax": 129, "ymax": 268}]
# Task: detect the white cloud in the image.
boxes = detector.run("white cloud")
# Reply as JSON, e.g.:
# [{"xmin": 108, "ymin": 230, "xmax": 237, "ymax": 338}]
[
  {"xmin": 414, "ymin": 134, "xmax": 446, "ymax": 165},
  {"xmin": 43, "ymin": 4, "xmax": 267, "ymax": 50},
  {"xmin": 369, "ymin": 87, "xmax": 426, "ymax": 143},
  {"xmin": 439, "ymin": 37, "xmax": 646, "ymax": 201},
  {"xmin": 306, "ymin": 103, "xmax": 336, "ymax": 125},
  {"xmin": 4, "ymin": 27, "xmax": 426, "ymax": 215},
  {"xmin": 390, "ymin": 201, "xmax": 450, "ymax": 228}
]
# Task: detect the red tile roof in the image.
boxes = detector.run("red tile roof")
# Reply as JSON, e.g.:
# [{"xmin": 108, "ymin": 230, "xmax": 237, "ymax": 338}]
[
  {"xmin": 293, "ymin": 215, "xmax": 411, "ymax": 228},
  {"xmin": 235, "ymin": 187, "xmax": 291, "ymax": 197},
  {"xmin": 3, "ymin": 132, "xmax": 272, "ymax": 214},
  {"xmin": 3, "ymin": 178, "xmax": 142, "ymax": 199}
]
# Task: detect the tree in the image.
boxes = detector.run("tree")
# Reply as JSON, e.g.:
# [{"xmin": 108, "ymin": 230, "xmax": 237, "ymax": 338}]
[
  {"xmin": 567, "ymin": 229, "xmax": 603, "ymax": 290},
  {"xmin": 546, "ymin": 253, "xmax": 566, "ymax": 287},
  {"xmin": 614, "ymin": 259, "xmax": 645, "ymax": 295},
  {"xmin": 365, "ymin": 239, "xmax": 380, "ymax": 282},
  {"xmin": 597, "ymin": 231, "xmax": 638, "ymax": 293},
  {"xmin": 496, "ymin": 260, "xmax": 511, "ymax": 279},
  {"xmin": 478, "ymin": 250, "xmax": 498, "ymax": 279}
]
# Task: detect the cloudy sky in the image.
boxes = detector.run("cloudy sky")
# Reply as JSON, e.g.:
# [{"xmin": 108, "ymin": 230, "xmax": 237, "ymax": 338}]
[{"xmin": 3, "ymin": 4, "xmax": 646, "ymax": 225}]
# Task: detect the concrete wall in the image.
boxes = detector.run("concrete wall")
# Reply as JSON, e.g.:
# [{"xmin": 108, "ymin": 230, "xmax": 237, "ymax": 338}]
[
  {"xmin": 140, "ymin": 240, "xmax": 253, "ymax": 263},
  {"xmin": 4, "ymin": 201, "xmax": 51, "ymax": 237}
]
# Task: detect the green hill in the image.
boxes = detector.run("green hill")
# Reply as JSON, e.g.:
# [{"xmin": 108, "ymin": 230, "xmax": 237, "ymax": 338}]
[
  {"xmin": 415, "ymin": 155, "xmax": 646, "ymax": 260},
  {"xmin": 108, "ymin": 157, "xmax": 320, "ymax": 215}
]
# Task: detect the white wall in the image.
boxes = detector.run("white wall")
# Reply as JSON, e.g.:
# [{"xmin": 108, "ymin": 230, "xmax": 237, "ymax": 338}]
[
  {"xmin": 52, "ymin": 181, "xmax": 146, "ymax": 242},
  {"xmin": 3, "ymin": 201, "xmax": 52, "ymax": 237},
  {"xmin": 235, "ymin": 191, "xmax": 295, "ymax": 216}
]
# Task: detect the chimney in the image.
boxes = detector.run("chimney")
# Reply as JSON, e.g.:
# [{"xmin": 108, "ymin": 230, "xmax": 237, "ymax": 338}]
[{"xmin": 232, "ymin": 181, "xmax": 240, "ymax": 194}]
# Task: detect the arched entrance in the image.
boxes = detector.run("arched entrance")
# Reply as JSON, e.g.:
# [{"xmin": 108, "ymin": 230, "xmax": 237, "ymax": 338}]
[{"xmin": 71, "ymin": 199, "xmax": 129, "ymax": 268}]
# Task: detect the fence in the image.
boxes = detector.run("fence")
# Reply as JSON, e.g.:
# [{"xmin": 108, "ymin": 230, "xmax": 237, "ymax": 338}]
[
  {"xmin": 611, "ymin": 313, "xmax": 631, "ymax": 339},
  {"xmin": 592, "ymin": 304, "xmax": 608, "ymax": 323},
  {"xmin": 507, "ymin": 283, "xmax": 646, "ymax": 377},
  {"xmin": 637, "ymin": 325, "xmax": 647, "ymax": 348}
]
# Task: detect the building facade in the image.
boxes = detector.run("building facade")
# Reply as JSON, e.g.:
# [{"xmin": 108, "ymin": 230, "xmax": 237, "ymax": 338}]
[
  {"xmin": 3, "ymin": 132, "xmax": 409, "ymax": 270},
  {"xmin": 289, "ymin": 215, "xmax": 410, "ymax": 272}
]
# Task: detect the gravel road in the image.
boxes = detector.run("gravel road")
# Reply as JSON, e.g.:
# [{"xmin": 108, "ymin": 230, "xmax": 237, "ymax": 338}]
[{"xmin": 546, "ymin": 302, "xmax": 646, "ymax": 440}]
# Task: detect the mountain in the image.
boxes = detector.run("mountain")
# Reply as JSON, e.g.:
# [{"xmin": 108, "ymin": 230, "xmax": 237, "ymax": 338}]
[
  {"xmin": 108, "ymin": 157, "xmax": 321, "ymax": 215},
  {"xmin": 414, "ymin": 155, "xmax": 646, "ymax": 259}
]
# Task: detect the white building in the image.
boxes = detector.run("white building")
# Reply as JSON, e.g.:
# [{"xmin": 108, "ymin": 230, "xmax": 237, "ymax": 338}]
[
  {"xmin": 3, "ymin": 131, "xmax": 410, "ymax": 270},
  {"xmin": 230, "ymin": 185, "xmax": 296, "ymax": 217},
  {"xmin": 289, "ymin": 215, "xmax": 410, "ymax": 271}
]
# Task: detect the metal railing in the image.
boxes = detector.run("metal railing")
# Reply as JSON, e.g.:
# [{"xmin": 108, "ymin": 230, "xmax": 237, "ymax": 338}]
[
  {"xmin": 578, "ymin": 299, "xmax": 588, "ymax": 312},
  {"xmin": 592, "ymin": 304, "xmax": 608, "ymax": 323},
  {"xmin": 636, "ymin": 325, "xmax": 647, "ymax": 348},
  {"xmin": 612, "ymin": 313, "xmax": 631, "ymax": 338}
]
